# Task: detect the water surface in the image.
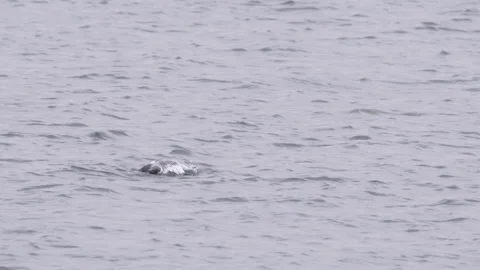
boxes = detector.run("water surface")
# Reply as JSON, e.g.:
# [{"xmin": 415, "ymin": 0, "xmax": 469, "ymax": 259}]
[{"xmin": 1, "ymin": 0, "xmax": 479, "ymax": 269}]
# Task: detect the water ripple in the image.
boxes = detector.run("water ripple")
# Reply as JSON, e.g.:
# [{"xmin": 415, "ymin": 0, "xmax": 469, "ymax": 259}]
[
  {"xmin": 349, "ymin": 109, "xmax": 389, "ymax": 115},
  {"xmin": 0, "ymin": 158, "xmax": 38, "ymax": 163},
  {"xmin": 101, "ymin": 113, "xmax": 129, "ymax": 120},
  {"xmin": 75, "ymin": 185, "xmax": 119, "ymax": 194},
  {"xmin": 273, "ymin": 143, "xmax": 304, "ymax": 148},
  {"xmin": 18, "ymin": 184, "xmax": 63, "ymax": 192},
  {"xmin": 88, "ymin": 131, "xmax": 112, "ymax": 141},
  {"xmin": 212, "ymin": 197, "xmax": 249, "ymax": 203},
  {"xmin": 1, "ymin": 1, "xmax": 479, "ymax": 269},
  {"xmin": 431, "ymin": 217, "xmax": 471, "ymax": 223}
]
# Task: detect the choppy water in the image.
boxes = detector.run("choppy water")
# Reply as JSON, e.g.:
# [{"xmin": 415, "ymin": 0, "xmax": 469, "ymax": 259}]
[{"xmin": 1, "ymin": 0, "xmax": 480, "ymax": 269}]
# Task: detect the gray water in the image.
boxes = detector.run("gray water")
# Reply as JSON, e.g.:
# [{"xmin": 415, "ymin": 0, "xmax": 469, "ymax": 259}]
[{"xmin": 1, "ymin": 0, "xmax": 479, "ymax": 269}]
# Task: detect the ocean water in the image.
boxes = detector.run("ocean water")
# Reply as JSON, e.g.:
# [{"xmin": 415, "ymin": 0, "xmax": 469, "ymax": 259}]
[{"xmin": 1, "ymin": 0, "xmax": 479, "ymax": 269}]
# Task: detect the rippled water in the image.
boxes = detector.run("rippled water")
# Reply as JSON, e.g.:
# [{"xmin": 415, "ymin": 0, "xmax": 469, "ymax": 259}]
[{"xmin": 1, "ymin": 0, "xmax": 480, "ymax": 269}]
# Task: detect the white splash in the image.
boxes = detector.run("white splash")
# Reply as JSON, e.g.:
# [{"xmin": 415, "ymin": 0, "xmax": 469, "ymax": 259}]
[{"xmin": 140, "ymin": 159, "xmax": 199, "ymax": 176}]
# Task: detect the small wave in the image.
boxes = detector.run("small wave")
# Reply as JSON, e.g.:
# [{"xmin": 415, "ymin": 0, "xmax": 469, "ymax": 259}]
[
  {"xmin": 381, "ymin": 219, "xmax": 407, "ymax": 223},
  {"xmin": 75, "ymin": 185, "xmax": 119, "ymax": 194},
  {"xmin": 365, "ymin": 190, "xmax": 390, "ymax": 197},
  {"xmin": 166, "ymin": 29, "xmax": 187, "ymax": 33},
  {"xmin": 417, "ymin": 164, "xmax": 446, "ymax": 169},
  {"xmin": 194, "ymin": 138, "xmax": 220, "ymax": 143},
  {"xmin": 104, "ymin": 74, "xmax": 130, "ymax": 80},
  {"xmin": 438, "ymin": 27, "xmax": 468, "ymax": 32},
  {"xmin": 24, "ymin": 120, "xmax": 45, "ymax": 126},
  {"xmin": 261, "ymin": 234, "xmax": 288, "ymax": 241},
  {"xmin": 431, "ymin": 217, "xmax": 470, "ymax": 223},
  {"xmin": 327, "ymin": 218, "xmax": 357, "ymax": 228},
  {"xmin": 171, "ymin": 217, "xmax": 195, "ymax": 223},
  {"xmin": 452, "ymin": 18, "xmax": 471, "ymax": 22},
  {"xmin": 349, "ymin": 108, "xmax": 389, "ymax": 115},
  {"xmin": 230, "ymin": 84, "xmax": 259, "ymax": 89},
  {"xmin": 301, "ymin": 137, "xmax": 319, "ymax": 141},
  {"xmin": 277, "ymin": 198, "xmax": 303, "ymax": 203},
  {"xmin": 309, "ymin": 198, "xmax": 326, "ymax": 203},
  {"xmin": 0, "ymin": 132, "xmax": 24, "ymax": 137},
  {"xmin": 71, "ymin": 89, "xmax": 100, "ymax": 95},
  {"xmin": 198, "ymin": 180, "xmax": 217, "ymax": 185},
  {"xmin": 129, "ymin": 186, "xmax": 169, "ymax": 193},
  {"xmin": 101, "ymin": 113, "xmax": 129, "ymax": 120},
  {"xmin": 314, "ymin": 127, "xmax": 335, "ymax": 132},
  {"xmin": 71, "ymin": 74, "xmax": 100, "ymax": 80},
  {"xmin": 434, "ymin": 143, "xmax": 475, "ymax": 149},
  {"xmin": 273, "ymin": 143, "xmax": 304, "ymax": 148},
  {"xmin": 465, "ymin": 88, "xmax": 480, "ymax": 92},
  {"xmin": 18, "ymin": 184, "xmax": 63, "ymax": 192},
  {"xmin": 383, "ymin": 30, "xmax": 408, "ymax": 34},
  {"xmin": 415, "ymin": 26, "xmax": 437, "ymax": 31},
  {"xmin": 0, "ymin": 142, "xmax": 13, "ymax": 146},
  {"xmin": 227, "ymin": 121, "xmax": 258, "ymax": 128},
  {"xmin": 244, "ymin": 0, "xmax": 264, "ymax": 6},
  {"xmin": 21, "ymin": 52, "xmax": 47, "ymax": 56},
  {"xmin": 401, "ymin": 112, "xmax": 425, "ymax": 117},
  {"xmin": 275, "ymin": 6, "xmax": 320, "ymax": 12},
  {"xmin": 88, "ymin": 131, "xmax": 112, "ymax": 140},
  {"xmin": 50, "ymin": 122, "xmax": 88, "ymax": 127},
  {"xmin": 337, "ymin": 36, "xmax": 377, "ymax": 40},
  {"xmin": 50, "ymin": 244, "xmax": 79, "ymax": 249},
  {"xmin": 369, "ymin": 180, "xmax": 387, "ymax": 184},
  {"xmin": 277, "ymin": 47, "xmax": 307, "ymax": 52},
  {"xmin": 109, "ymin": 130, "xmax": 128, "ymax": 136},
  {"xmin": 288, "ymin": 19, "xmax": 318, "ymax": 25},
  {"xmin": 306, "ymin": 176, "xmax": 344, "ymax": 182},
  {"xmin": 70, "ymin": 165, "xmax": 124, "ymax": 177},
  {"xmin": 429, "ymin": 199, "xmax": 465, "ymax": 206},
  {"xmin": 278, "ymin": 176, "xmax": 344, "ymax": 183},
  {"xmin": 38, "ymin": 134, "xmax": 59, "ymax": 139},
  {"xmin": 87, "ymin": 226, "xmax": 105, "ymax": 230},
  {"xmin": 4, "ymin": 229, "xmax": 37, "ymax": 235},
  {"xmin": 0, "ymin": 158, "xmax": 38, "ymax": 163},
  {"xmin": 133, "ymin": 27, "xmax": 157, "ymax": 33},
  {"xmin": 169, "ymin": 145, "xmax": 193, "ymax": 156},
  {"xmin": 311, "ymin": 99, "xmax": 329, "ymax": 103},
  {"xmin": 429, "ymin": 78, "xmax": 475, "ymax": 84},
  {"xmin": 349, "ymin": 135, "xmax": 371, "ymax": 140},
  {"xmin": 190, "ymin": 78, "xmax": 236, "ymax": 84},
  {"xmin": 213, "ymin": 197, "xmax": 248, "ymax": 203},
  {"xmin": 188, "ymin": 115, "xmax": 206, "ymax": 120}
]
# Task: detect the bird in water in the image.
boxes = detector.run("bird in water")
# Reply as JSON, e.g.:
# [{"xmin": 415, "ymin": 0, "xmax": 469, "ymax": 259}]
[{"xmin": 140, "ymin": 159, "xmax": 199, "ymax": 176}]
